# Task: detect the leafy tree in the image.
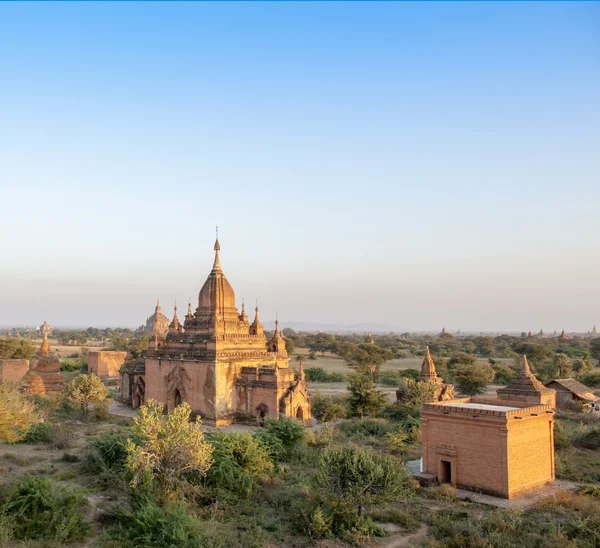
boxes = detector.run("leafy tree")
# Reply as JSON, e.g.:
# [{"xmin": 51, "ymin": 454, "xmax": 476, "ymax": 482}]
[
  {"xmin": 447, "ymin": 352, "xmax": 477, "ymax": 369},
  {"xmin": 66, "ymin": 373, "xmax": 109, "ymax": 415},
  {"xmin": 312, "ymin": 391, "xmax": 347, "ymax": 423},
  {"xmin": 573, "ymin": 354, "xmax": 593, "ymax": 374},
  {"xmin": 395, "ymin": 378, "xmax": 438, "ymax": 407},
  {"xmin": 0, "ymin": 338, "xmax": 36, "ymax": 360},
  {"xmin": 591, "ymin": 338, "xmax": 600, "ymax": 362},
  {"xmin": 453, "ymin": 362, "xmax": 495, "ymax": 396},
  {"xmin": 308, "ymin": 333, "xmax": 336, "ymax": 356},
  {"xmin": 340, "ymin": 343, "xmax": 393, "ymax": 377},
  {"xmin": 347, "ymin": 373, "xmax": 388, "ymax": 417},
  {"xmin": 125, "ymin": 400, "xmax": 213, "ymax": 493},
  {"xmin": 553, "ymin": 353, "xmax": 573, "ymax": 378},
  {"xmin": 285, "ymin": 337, "xmax": 296, "ymax": 355},
  {"xmin": 315, "ymin": 445, "xmax": 414, "ymax": 518},
  {"xmin": 0, "ymin": 384, "xmax": 40, "ymax": 443}
]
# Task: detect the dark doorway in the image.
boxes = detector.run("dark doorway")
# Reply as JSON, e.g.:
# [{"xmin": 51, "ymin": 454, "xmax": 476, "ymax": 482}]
[
  {"xmin": 440, "ymin": 460, "xmax": 452, "ymax": 484},
  {"xmin": 296, "ymin": 407, "xmax": 304, "ymax": 421},
  {"xmin": 174, "ymin": 389, "xmax": 183, "ymax": 408}
]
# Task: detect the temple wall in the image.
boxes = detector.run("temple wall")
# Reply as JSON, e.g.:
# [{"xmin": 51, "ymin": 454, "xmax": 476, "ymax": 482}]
[
  {"xmin": 421, "ymin": 412, "xmax": 508, "ymax": 497},
  {"xmin": 0, "ymin": 359, "xmax": 30, "ymax": 383},
  {"xmin": 507, "ymin": 415, "xmax": 554, "ymax": 497},
  {"xmin": 89, "ymin": 351, "xmax": 127, "ymax": 377}
]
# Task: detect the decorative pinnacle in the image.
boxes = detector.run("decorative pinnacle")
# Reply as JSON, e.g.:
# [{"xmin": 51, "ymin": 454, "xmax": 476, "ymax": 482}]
[{"xmin": 521, "ymin": 354, "xmax": 531, "ymax": 376}]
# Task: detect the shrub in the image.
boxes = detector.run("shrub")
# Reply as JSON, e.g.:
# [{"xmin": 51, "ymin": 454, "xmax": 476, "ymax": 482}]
[
  {"xmin": 0, "ymin": 383, "xmax": 40, "ymax": 443},
  {"xmin": 207, "ymin": 432, "xmax": 274, "ymax": 496},
  {"xmin": 19, "ymin": 422, "xmax": 52, "ymax": 444},
  {"xmin": 492, "ymin": 363, "xmax": 516, "ymax": 385},
  {"xmin": 396, "ymin": 378, "xmax": 438, "ymax": 406},
  {"xmin": 304, "ymin": 367, "xmax": 345, "ymax": 383},
  {"xmin": 312, "ymin": 391, "xmax": 346, "ymax": 423},
  {"xmin": 60, "ymin": 358, "xmax": 87, "ymax": 372},
  {"xmin": 579, "ymin": 372, "xmax": 600, "ymax": 387},
  {"xmin": 339, "ymin": 418, "xmax": 395, "ymax": 438},
  {"xmin": 0, "ymin": 475, "xmax": 89, "ymax": 543},
  {"xmin": 101, "ymin": 499, "xmax": 205, "ymax": 548},
  {"xmin": 260, "ymin": 416, "xmax": 305, "ymax": 452},
  {"xmin": 378, "ymin": 372, "xmax": 401, "ymax": 386},
  {"xmin": 315, "ymin": 445, "xmax": 414, "ymax": 525},
  {"xmin": 83, "ymin": 430, "xmax": 131, "ymax": 474},
  {"xmin": 49, "ymin": 423, "xmax": 74, "ymax": 450},
  {"xmin": 578, "ymin": 484, "xmax": 600, "ymax": 498},
  {"xmin": 554, "ymin": 420, "xmax": 571, "ymax": 449},
  {"xmin": 126, "ymin": 400, "xmax": 213, "ymax": 494},
  {"xmin": 575, "ymin": 426, "xmax": 600, "ymax": 450},
  {"xmin": 306, "ymin": 427, "xmax": 334, "ymax": 448},
  {"xmin": 371, "ymin": 507, "xmax": 420, "ymax": 532}
]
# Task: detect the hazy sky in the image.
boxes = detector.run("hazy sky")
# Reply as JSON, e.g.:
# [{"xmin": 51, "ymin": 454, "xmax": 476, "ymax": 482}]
[{"xmin": 1, "ymin": 2, "xmax": 599, "ymax": 332}]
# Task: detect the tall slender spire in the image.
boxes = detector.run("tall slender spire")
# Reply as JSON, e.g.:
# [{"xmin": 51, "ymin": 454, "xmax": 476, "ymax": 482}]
[
  {"xmin": 40, "ymin": 331, "xmax": 49, "ymax": 354},
  {"xmin": 169, "ymin": 302, "xmax": 181, "ymax": 333},
  {"xmin": 298, "ymin": 358, "xmax": 305, "ymax": 381},
  {"xmin": 521, "ymin": 354, "xmax": 531, "ymax": 376},
  {"xmin": 186, "ymin": 299, "xmax": 193, "ymax": 319},
  {"xmin": 212, "ymin": 231, "xmax": 222, "ymax": 272}
]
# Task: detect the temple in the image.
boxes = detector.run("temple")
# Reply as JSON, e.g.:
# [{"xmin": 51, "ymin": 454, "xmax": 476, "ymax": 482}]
[
  {"xmin": 417, "ymin": 347, "xmax": 454, "ymax": 400},
  {"xmin": 140, "ymin": 300, "xmax": 171, "ymax": 337},
  {"xmin": 121, "ymin": 237, "xmax": 311, "ymax": 426}
]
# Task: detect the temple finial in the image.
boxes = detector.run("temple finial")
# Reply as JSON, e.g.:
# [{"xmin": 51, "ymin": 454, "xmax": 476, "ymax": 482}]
[
  {"xmin": 298, "ymin": 358, "xmax": 305, "ymax": 381},
  {"xmin": 212, "ymin": 231, "xmax": 222, "ymax": 271},
  {"xmin": 40, "ymin": 331, "xmax": 49, "ymax": 354},
  {"xmin": 521, "ymin": 354, "xmax": 531, "ymax": 376}
]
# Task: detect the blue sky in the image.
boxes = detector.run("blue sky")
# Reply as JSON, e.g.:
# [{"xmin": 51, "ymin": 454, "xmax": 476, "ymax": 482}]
[{"xmin": 1, "ymin": 2, "xmax": 599, "ymax": 331}]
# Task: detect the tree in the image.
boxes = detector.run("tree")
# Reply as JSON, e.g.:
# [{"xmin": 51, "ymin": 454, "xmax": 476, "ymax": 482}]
[
  {"xmin": 308, "ymin": 333, "xmax": 336, "ymax": 356},
  {"xmin": 0, "ymin": 338, "xmax": 36, "ymax": 360},
  {"xmin": 453, "ymin": 362, "xmax": 495, "ymax": 396},
  {"xmin": 316, "ymin": 445, "xmax": 414, "ymax": 518},
  {"xmin": 573, "ymin": 353, "xmax": 593, "ymax": 374},
  {"xmin": 66, "ymin": 373, "xmax": 109, "ymax": 415},
  {"xmin": 590, "ymin": 338, "xmax": 600, "ymax": 362},
  {"xmin": 447, "ymin": 352, "xmax": 477, "ymax": 369},
  {"xmin": 0, "ymin": 383, "xmax": 40, "ymax": 442},
  {"xmin": 312, "ymin": 391, "xmax": 346, "ymax": 423},
  {"xmin": 285, "ymin": 337, "xmax": 296, "ymax": 355},
  {"xmin": 347, "ymin": 373, "xmax": 388, "ymax": 417},
  {"xmin": 553, "ymin": 354, "xmax": 572, "ymax": 378},
  {"xmin": 126, "ymin": 400, "xmax": 213, "ymax": 493},
  {"xmin": 340, "ymin": 343, "xmax": 393, "ymax": 378}
]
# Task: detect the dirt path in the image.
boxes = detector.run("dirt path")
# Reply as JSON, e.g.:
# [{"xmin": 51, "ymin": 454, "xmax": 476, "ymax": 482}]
[{"xmin": 380, "ymin": 524, "xmax": 428, "ymax": 548}]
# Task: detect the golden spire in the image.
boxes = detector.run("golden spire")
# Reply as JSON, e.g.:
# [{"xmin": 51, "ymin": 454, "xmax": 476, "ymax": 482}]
[
  {"xmin": 212, "ymin": 226, "xmax": 222, "ymax": 272},
  {"xmin": 40, "ymin": 331, "xmax": 49, "ymax": 354},
  {"xmin": 298, "ymin": 358, "xmax": 305, "ymax": 381},
  {"xmin": 170, "ymin": 302, "xmax": 181, "ymax": 332},
  {"xmin": 156, "ymin": 299, "xmax": 161, "ymax": 313},
  {"xmin": 274, "ymin": 313, "xmax": 279, "ymax": 334},
  {"xmin": 186, "ymin": 299, "xmax": 193, "ymax": 318},
  {"xmin": 521, "ymin": 354, "xmax": 531, "ymax": 376}
]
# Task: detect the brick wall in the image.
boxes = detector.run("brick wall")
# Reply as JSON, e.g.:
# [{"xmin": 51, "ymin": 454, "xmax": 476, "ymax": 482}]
[
  {"xmin": 88, "ymin": 352, "xmax": 127, "ymax": 377},
  {"xmin": 0, "ymin": 359, "xmax": 30, "ymax": 383}
]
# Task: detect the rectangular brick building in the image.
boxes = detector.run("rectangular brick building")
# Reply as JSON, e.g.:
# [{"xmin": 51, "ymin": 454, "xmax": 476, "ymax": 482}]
[
  {"xmin": 421, "ymin": 397, "xmax": 555, "ymax": 499},
  {"xmin": 88, "ymin": 351, "xmax": 127, "ymax": 377}
]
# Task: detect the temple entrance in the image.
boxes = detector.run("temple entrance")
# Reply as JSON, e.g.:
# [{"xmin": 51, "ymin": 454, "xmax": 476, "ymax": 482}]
[
  {"xmin": 440, "ymin": 460, "xmax": 452, "ymax": 484},
  {"xmin": 133, "ymin": 393, "xmax": 141, "ymax": 409},
  {"xmin": 174, "ymin": 388, "xmax": 183, "ymax": 408},
  {"xmin": 296, "ymin": 407, "xmax": 304, "ymax": 421}
]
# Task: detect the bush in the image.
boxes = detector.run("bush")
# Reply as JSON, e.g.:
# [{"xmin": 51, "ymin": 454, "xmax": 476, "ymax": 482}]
[
  {"xmin": 492, "ymin": 363, "xmax": 517, "ymax": 385},
  {"xmin": 339, "ymin": 418, "xmax": 396, "ymax": 438},
  {"xmin": 206, "ymin": 432, "xmax": 274, "ymax": 496},
  {"xmin": 0, "ymin": 475, "xmax": 89, "ymax": 543},
  {"xmin": 306, "ymin": 427, "xmax": 334, "ymax": 448},
  {"xmin": 0, "ymin": 383, "xmax": 40, "ymax": 443},
  {"xmin": 83, "ymin": 430, "xmax": 131, "ymax": 474},
  {"xmin": 304, "ymin": 367, "xmax": 345, "ymax": 383},
  {"xmin": 101, "ymin": 499, "xmax": 205, "ymax": 548},
  {"xmin": 578, "ymin": 484, "xmax": 600, "ymax": 498},
  {"xmin": 49, "ymin": 423, "xmax": 74, "ymax": 450},
  {"xmin": 396, "ymin": 378, "xmax": 438, "ymax": 406},
  {"xmin": 260, "ymin": 416, "xmax": 305, "ymax": 451},
  {"xmin": 314, "ymin": 445, "xmax": 414, "ymax": 533},
  {"xmin": 19, "ymin": 422, "xmax": 52, "ymax": 444},
  {"xmin": 453, "ymin": 362, "xmax": 495, "ymax": 396},
  {"xmin": 575, "ymin": 426, "xmax": 600, "ymax": 450},
  {"xmin": 554, "ymin": 420, "xmax": 572, "ymax": 449},
  {"xmin": 578, "ymin": 372, "xmax": 600, "ymax": 387},
  {"xmin": 66, "ymin": 373, "xmax": 109, "ymax": 415},
  {"xmin": 347, "ymin": 373, "xmax": 389, "ymax": 417},
  {"xmin": 312, "ymin": 391, "xmax": 346, "ymax": 423},
  {"xmin": 378, "ymin": 372, "xmax": 401, "ymax": 386},
  {"xmin": 60, "ymin": 358, "xmax": 87, "ymax": 372}
]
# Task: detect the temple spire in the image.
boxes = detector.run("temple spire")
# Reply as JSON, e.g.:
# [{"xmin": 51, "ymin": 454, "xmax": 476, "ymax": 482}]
[
  {"xmin": 521, "ymin": 354, "xmax": 531, "ymax": 376},
  {"xmin": 212, "ymin": 232, "xmax": 222, "ymax": 272},
  {"xmin": 298, "ymin": 358, "xmax": 305, "ymax": 381},
  {"xmin": 40, "ymin": 331, "xmax": 49, "ymax": 354}
]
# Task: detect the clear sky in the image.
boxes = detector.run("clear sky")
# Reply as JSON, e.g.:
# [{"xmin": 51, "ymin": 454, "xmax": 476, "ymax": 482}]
[{"xmin": 1, "ymin": 2, "xmax": 599, "ymax": 332}]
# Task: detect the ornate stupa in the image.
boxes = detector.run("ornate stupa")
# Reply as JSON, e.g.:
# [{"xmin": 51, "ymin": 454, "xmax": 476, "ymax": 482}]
[
  {"xmin": 400, "ymin": 346, "xmax": 454, "ymax": 402},
  {"xmin": 141, "ymin": 300, "xmax": 171, "ymax": 336}
]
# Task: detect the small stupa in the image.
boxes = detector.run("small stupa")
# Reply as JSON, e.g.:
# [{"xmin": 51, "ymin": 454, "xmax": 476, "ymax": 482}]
[
  {"xmin": 400, "ymin": 346, "xmax": 454, "ymax": 402},
  {"xmin": 497, "ymin": 355, "xmax": 555, "ymax": 406},
  {"xmin": 22, "ymin": 332, "xmax": 65, "ymax": 396}
]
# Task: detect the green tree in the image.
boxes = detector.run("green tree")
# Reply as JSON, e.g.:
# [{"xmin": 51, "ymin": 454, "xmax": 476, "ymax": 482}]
[
  {"xmin": 453, "ymin": 362, "xmax": 495, "ymax": 396},
  {"xmin": 341, "ymin": 343, "xmax": 393, "ymax": 377},
  {"xmin": 553, "ymin": 354, "xmax": 573, "ymax": 378},
  {"xmin": 0, "ymin": 384, "xmax": 40, "ymax": 443},
  {"xmin": 66, "ymin": 373, "xmax": 109, "ymax": 415},
  {"xmin": 447, "ymin": 352, "xmax": 477, "ymax": 369},
  {"xmin": 126, "ymin": 400, "xmax": 213, "ymax": 494},
  {"xmin": 0, "ymin": 338, "xmax": 36, "ymax": 360},
  {"xmin": 347, "ymin": 373, "xmax": 388, "ymax": 417},
  {"xmin": 589, "ymin": 338, "xmax": 600, "ymax": 362},
  {"xmin": 315, "ymin": 445, "xmax": 414, "ymax": 518},
  {"xmin": 312, "ymin": 391, "xmax": 346, "ymax": 423}
]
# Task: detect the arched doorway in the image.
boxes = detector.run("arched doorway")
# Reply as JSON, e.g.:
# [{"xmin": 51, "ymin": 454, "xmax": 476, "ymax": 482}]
[
  {"xmin": 296, "ymin": 407, "xmax": 304, "ymax": 421},
  {"xmin": 174, "ymin": 388, "xmax": 183, "ymax": 408}
]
